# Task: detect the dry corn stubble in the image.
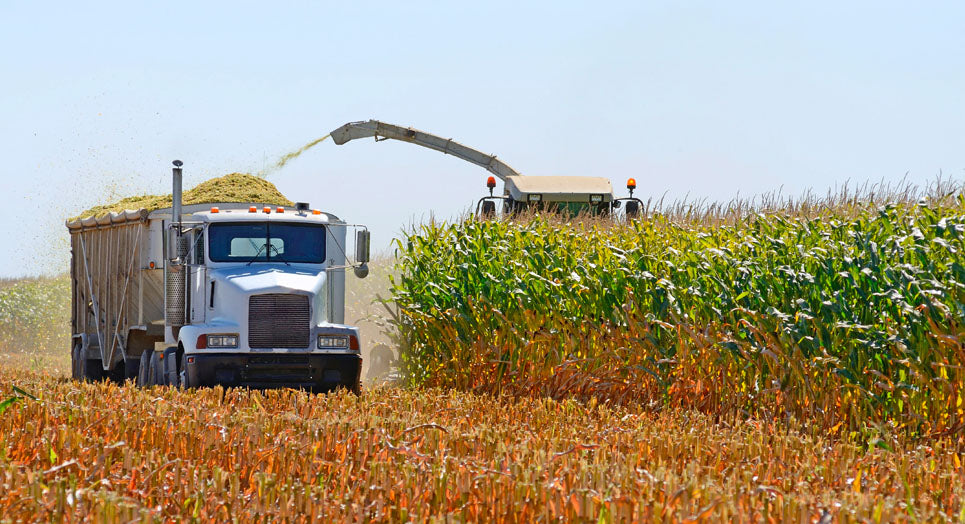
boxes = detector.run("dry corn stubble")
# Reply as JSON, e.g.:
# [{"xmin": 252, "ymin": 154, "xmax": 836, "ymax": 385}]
[{"xmin": 0, "ymin": 368, "xmax": 962, "ymax": 522}]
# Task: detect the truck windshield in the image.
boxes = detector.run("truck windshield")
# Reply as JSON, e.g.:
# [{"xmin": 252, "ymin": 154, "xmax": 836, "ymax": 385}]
[{"xmin": 208, "ymin": 222, "xmax": 326, "ymax": 263}]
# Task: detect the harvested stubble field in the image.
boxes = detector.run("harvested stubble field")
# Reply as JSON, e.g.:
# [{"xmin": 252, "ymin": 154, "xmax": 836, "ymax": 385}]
[
  {"xmin": 0, "ymin": 367, "xmax": 963, "ymax": 522},
  {"xmin": 1, "ymin": 178, "xmax": 964, "ymax": 521}
]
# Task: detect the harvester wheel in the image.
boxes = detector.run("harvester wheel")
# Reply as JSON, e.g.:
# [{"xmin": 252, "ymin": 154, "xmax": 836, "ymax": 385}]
[{"xmin": 136, "ymin": 351, "xmax": 152, "ymax": 387}]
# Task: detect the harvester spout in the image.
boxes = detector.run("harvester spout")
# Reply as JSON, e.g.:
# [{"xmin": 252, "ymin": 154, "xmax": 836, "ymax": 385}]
[{"xmin": 329, "ymin": 119, "xmax": 522, "ymax": 181}]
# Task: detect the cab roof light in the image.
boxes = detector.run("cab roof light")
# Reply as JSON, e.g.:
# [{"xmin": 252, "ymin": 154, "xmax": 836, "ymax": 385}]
[
  {"xmin": 276, "ymin": 207, "xmax": 285, "ymax": 213},
  {"xmin": 249, "ymin": 206, "xmax": 257, "ymax": 213},
  {"xmin": 263, "ymin": 207, "xmax": 271, "ymax": 214},
  {"xmin": 312, "ymin": 209, "xmax": 322, "ymax": 215},
  {"xmin": 210, "ymin": 206, "xmax": 220, "ymax": 213}
]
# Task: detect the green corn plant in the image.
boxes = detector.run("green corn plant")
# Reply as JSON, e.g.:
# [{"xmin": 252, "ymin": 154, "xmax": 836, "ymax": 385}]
[{"xmin": 389, "ymin": 195, "xmax": 965, "ymax": 437}]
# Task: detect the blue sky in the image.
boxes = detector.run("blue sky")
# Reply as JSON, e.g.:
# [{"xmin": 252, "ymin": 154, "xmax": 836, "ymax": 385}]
[{"xmin": 1, "ymin": 1, "xmax": 963, "ymax": 277}]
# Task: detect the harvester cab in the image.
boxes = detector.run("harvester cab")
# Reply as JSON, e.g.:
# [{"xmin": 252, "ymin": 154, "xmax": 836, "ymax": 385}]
[{"xmin": 330, "ymin": 120, "xmax": 644, "ymax": 219}]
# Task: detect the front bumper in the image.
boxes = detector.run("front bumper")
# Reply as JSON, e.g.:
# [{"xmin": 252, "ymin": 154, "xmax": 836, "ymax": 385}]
[{"xmin": 185, "ymin": 352, "xmax": 361, "ymax": 392}]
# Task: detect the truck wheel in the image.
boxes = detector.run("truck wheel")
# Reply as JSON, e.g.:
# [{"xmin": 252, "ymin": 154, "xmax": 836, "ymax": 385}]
[
  {"xmin": 136, "ymin": 351, "xmax": 152, "ymax": 387},
  {"xmin": 162, "ymin": 346, "xmax": 179, "ymax": 386},
  {"xmin": 179, "ymin": 353, "xmax": 193, "ymax": 389}
]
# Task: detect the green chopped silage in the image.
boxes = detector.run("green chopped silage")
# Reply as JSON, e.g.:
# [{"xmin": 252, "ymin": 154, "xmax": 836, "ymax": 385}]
[{"xmin": 71, "ymin": 173, "xmax": 294, "ymax": 221}]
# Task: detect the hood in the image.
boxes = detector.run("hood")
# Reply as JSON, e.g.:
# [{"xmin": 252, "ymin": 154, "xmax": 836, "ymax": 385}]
[{"xmin": 208, "ymin": 264, "xmax": 328, "ymax": 325}]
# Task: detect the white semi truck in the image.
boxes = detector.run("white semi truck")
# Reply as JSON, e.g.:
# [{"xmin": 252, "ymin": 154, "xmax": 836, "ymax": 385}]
[{"xmin": 66, "ymin": 161, "xmax": 370, "ymax": 392}]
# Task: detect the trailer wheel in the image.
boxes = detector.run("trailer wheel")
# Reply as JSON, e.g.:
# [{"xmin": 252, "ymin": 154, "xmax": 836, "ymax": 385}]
[
  {"xmin": 71, "ymin": 342, "xmax": 83, "ymax": 381},
  {"xmin": 148, "ymin": 351, "xmax": 162, "ymax": 386},
  {"xmin": 136, "ymin": 351, "xmax": 152, "ymax": 387},
  {"xmin": 83, "ymin": 358, "xmax": 104, "ymax": 382}
]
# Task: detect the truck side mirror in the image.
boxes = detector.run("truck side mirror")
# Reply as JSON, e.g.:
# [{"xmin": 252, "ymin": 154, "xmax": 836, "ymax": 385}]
[
  {"xmin": 481, "ymin": 200, "xmax": 496, "ymax": 217},
  {"xmin": 356, "ymin": 230, "xmax": 371, "ymax": 264}
]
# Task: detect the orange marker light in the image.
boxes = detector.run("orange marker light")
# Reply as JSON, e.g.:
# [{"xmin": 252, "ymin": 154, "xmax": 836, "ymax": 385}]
[
  {"xmin": 149, "ymin": 261, "xmax": 155, "ymax": 269},
  {"xmin": 210, "ymin": 206, "xmax": 219, "ymax": 213},
  {"xmin": 249, "ymin": 206, "xmax": 257, "ymax": 213},
  {"xmin": 486, "ymin": 176, "xmax": 496, "ymax": 189},
  {"xmin": 312, "ymin": 209, "xmax": 322, "ymax": 215},
  {"xmin": 627, "ymin": 178, "xmax": 637, "ymax": 190},
  {"xmin": 276, "ymin": 207, "xmax": 285, "ymax": 213},
  {"xmin": 263, "ymin": 207, "xmax": 271, "ymax": 214}
]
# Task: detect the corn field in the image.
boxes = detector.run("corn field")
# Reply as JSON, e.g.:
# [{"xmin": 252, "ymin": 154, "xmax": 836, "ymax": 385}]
[
  {"xmin": 2, "ymin": 182, "xmax": 965, "ymax": 520},
  {"xmin": 390, "ymin": 189, "xmax": 965, "ymax": 438}
]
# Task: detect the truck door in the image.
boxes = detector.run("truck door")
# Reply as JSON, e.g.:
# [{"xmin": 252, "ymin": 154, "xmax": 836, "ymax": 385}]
[{"xmin": 189, "ymin": 228, "xmax": 207, "ymax": 324}]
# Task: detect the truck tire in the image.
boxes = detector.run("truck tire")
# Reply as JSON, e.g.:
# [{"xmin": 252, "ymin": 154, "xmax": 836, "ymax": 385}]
[
  {"xmin": 136, "ymin": 351, "xmax": 152, "ymax": 387},
  {"xmin": 162, "ymin": 346, "xmax": 179, "ymax": 386},
  {"xmin": 179, "ymin": 353, "xmax": 192, "ymax": 389}
]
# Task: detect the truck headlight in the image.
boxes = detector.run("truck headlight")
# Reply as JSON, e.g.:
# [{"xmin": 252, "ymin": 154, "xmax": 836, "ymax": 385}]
[
  {"xmin": 318, "ymin": 335, "xmax": 350, "ymax": 349},
  {"xmin": 207, "ymin": 334, "xmax": 239, "ymax": 348}
]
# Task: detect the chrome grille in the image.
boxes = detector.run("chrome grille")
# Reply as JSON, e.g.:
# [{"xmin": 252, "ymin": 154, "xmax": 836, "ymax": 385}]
[{"xmin": 248, "ymin": 294, "xmax": 311, "ymax": 349}]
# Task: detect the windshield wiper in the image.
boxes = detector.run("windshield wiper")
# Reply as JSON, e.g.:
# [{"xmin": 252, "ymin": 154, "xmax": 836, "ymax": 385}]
[
  {"xmin": 268, "ymin": 243, "xmax": 291, "ymax": 266},
  {"xmin": 244, "ymin": 243, "xmax": 269, "ymax": 266}
]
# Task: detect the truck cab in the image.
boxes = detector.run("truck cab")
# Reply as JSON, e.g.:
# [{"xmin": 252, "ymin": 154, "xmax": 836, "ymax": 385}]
[{"xmin": 170, "ymin": 203, "xmax": 367, "ymax": 392}]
